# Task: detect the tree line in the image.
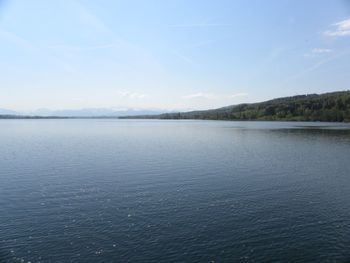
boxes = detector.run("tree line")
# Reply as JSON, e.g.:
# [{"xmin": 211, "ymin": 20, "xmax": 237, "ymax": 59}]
[{"xmin": 124, "ymin": 91, "xmax": 350, "ymax": 122}]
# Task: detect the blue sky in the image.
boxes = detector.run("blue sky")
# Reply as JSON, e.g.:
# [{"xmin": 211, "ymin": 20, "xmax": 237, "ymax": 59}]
[{"xmin": 0, "ymin": 0, "xmax": 350, "ymax": 111}]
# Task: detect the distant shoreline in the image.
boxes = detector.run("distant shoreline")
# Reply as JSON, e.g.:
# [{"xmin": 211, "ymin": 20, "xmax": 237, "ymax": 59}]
[
  {"xmin": 0, "ymin": 116, "xmax": 349, "ymax": 123},
  {"xmin": 2, "ymin": 90, "xmax": 350, "ymax": 122}
]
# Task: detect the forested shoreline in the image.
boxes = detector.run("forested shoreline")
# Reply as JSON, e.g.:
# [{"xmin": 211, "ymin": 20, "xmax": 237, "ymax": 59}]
[{"xmin": 122, "ymin": 91, "xmax": 350, "ymax": 122}]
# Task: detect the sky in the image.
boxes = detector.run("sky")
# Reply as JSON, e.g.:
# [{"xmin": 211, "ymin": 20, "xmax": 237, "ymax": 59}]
[{"xmin": 0, "ymin": 0, "xmax": 350, "ymax": 111}]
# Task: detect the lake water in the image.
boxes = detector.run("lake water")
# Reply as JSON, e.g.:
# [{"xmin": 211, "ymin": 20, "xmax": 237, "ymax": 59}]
[{"xmin": 1, "ymin": 120, "xmax": 350, "ymax": 262}]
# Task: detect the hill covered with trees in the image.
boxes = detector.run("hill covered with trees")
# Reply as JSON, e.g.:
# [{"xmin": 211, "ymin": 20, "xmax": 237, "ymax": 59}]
[{"xmin": 122, "ymin": 91, "xmax": 350, "ymax": 122}]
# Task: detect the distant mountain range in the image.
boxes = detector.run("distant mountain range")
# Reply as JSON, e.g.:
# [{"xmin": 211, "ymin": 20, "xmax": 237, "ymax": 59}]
[
  {"xmin": 0, "ymin": 108, "xmax": 20, "ymax": 115},
  {"xmin": 121, "ymin": 91, "xmax": 350, "ymax": 122},
  {"xmin": 0, "ymin": 108, "xmax": 168, "ymax": 118}
]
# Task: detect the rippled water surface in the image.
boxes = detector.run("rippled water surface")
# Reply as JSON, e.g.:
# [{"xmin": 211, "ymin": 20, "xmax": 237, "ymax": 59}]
[{"xmin": 1, "ymin": 120, "xmax": 350, "ymax": 262}]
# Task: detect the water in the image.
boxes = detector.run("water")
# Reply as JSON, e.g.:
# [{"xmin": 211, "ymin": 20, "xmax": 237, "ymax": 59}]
[{"xmin": 1, "ymin": 120, "xmax": 350, "ymax": 262}]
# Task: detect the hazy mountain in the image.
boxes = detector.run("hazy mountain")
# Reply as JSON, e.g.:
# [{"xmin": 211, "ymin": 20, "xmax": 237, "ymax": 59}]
[
  {"xmin": 0, "ymin": 107, "xmax": 169, "ymax": 117},
  {"xmin": 0, "ymin": 108, "xmax": 20, "ymax": 115},
  {"xmin": 30, "ymin": 108, "xmax": 168, "ymax": 117}
]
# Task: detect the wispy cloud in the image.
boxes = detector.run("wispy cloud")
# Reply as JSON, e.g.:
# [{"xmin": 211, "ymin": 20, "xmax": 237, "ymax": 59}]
[
  {"xmin": 48, "ymin": 43, "xmax": 119, "ymax": 52},
  {"xmin": 183, "ymin": 93, "xmax": 215, "ymax": 99},
  {"xmin": 0, "ymin": 29, "xmax": 33, "ymax": 49},
  {"xmin": 168, "ymin": 23, "xmax": 232, "ymax": 28},
  {"xmin": 187, "ymin": 39, "xmax": 218, "ymax": 49},
  {"xmin": 183, "ymin": 92, "xmax": 247, "ymax": 100},
  {"xmin": 72, "ymin": 1, "xmax": 114, "ymax": 35},
  {"xmin": 304, "ymin": 48, "xmax": 333, "ymax": 57},
  {"xmin": 171, "ymin": 50, "xmax": 195, "ymax": 65},
  {"xmin": 0, "ymin": 28, "xmax": 76, "ymax": 72},
  {"xmin": 119, "ymin": 91, "xmax": 149, "ymax": 99},
  {"xmin": 229, "ymin": 92, "xmax": 248, "ymax": 98},
  {"xmin": 311, "ymin": 48, "xmax": 332, "ymax": 53},
  {"xmin": 287, "ymin": 50, "xmax": 350, "ymax": 82},
  {"xmin": 324, "ymin": 18, "xmax": 350, "ymax": 37}
]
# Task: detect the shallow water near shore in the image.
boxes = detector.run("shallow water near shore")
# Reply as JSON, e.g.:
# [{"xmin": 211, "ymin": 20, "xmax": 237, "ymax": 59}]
[{"xmin": 1, "ymin": 119, "xmax": 350, "ymax": 262}]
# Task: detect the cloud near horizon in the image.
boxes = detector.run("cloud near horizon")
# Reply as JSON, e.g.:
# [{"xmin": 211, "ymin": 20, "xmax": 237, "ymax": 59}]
[
  {"xmin": 183, "ymin": 92, "xmax": 247, "ymax": 100},
  {"xmin": 118, "ymin": 91, "xmax": 149, "ymax": 99},
  {"xmin": 229, "ymin": 93, "xmax": 248, "ymax": 98}
]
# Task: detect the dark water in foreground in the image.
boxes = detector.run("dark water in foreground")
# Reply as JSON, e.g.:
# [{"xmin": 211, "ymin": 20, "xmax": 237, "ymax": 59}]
[{"xmin": 1, "ymin": 120, "xmax": 350, "ymax": 263}]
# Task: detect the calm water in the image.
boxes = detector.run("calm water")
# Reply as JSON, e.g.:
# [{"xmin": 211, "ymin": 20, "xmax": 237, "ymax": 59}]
[{"xmin": 1, "ymin": 120, "xmax": 350, "ymax": 263}]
